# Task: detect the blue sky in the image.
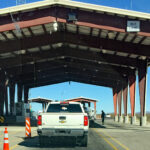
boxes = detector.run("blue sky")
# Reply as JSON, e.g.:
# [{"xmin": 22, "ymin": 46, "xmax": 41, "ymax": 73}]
[
  {"xmin": 2, "ymin": 0, "xmax": 150, "ymax": 114},
  {"xmin": 1, "ymin": 0, "xmax": 150, "ymax": 13}
]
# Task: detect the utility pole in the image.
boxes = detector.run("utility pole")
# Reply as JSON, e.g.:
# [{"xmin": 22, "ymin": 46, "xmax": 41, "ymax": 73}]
[{"xmin": 130, "ymin": 0, "xmax": 133, "ymax": 10}]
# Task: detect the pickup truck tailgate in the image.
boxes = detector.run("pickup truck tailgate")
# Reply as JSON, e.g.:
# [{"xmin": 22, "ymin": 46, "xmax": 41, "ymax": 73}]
[{"xmin": 42, "ymin": 113, "xmax": 84, "ymax": 127}]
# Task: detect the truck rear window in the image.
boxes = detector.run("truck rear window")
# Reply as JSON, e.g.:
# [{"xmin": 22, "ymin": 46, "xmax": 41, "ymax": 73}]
[{"xmin": 47, "ymin": 104, "xmax": 82, "ymax": 113}]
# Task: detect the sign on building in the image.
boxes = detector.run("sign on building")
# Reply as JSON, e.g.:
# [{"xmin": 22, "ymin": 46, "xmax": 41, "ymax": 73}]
[{"xmin": 127, "ymin": 20, "xmax": 140, "ymax": 32}]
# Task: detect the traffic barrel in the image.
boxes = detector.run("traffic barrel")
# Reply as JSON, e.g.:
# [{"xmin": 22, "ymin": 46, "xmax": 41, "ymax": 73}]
[
  {"xmin": 3, "ymin": 128, "xmax": 9, "ymax": 150},
  {"xmin": 25, "ymin": 117, "xmax": 31, "ymax": 138}
]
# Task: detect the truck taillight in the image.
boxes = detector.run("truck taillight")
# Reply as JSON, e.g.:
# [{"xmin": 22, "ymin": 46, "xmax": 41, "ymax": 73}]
[
  {"xmin": 84, "ymin": 116, "xmax": 88, "ymax": 126},
  {"xmin": 37, "ymin": 115, "xmax": 42, "ymax": 125}
]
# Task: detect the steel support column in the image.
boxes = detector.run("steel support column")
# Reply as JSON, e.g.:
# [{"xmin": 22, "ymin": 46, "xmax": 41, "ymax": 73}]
[
  {"xmin": 138, "ymin": 65, "xmax": 147, "ymax": 126},
  {"xmin": 0, "ymin": 71, "xmax": 6, "ymax": 116},
  {"xmin": 113, "ymin": 88, "xmax": 118, "ymax": 122},
  {"xmin": 123, "ymin": 81, "xmax": 129, "ymax": 123},
  {"xmin": 42, "ymin": 103, "xmax": 44, "ymax": 112},
  {"xmin": 129, "ymin": 75, "xmax": 136, "ymax": 124},
  {"xmin": 94, "ymin": 102, "xmax": 96, "ymax": 116},
  {"xmin": 24, "ymin": 86, "xmax": 29, "ymax": 103},
  {"xmin": 0, "ymin": 85, "xmax": 5, "ymax": 116},
  {"xmin": 4, "ymin": 86, "xmax": 8, "ymax": 116},
  {"xmin": 44, "ymin": 103, "xmax": 46, "ymax": 110},
  {"xmin": 0, "ymin": 91, "xmax": 2, "ymax": 116},
  {"xmin": 118, "ymin": 87, "xmax": 123, "ymax": 122},
  {"xmin": 17, "ymin": 83, "xmax": 23, "ymax": 103},
  {"xmin": 45, "ymin": 103, "xmax": 47, "ymax": 110},
  {"xmin": 9, "ymin": 82, "xmax": 15, "ymax": 116},
  {"xmin": 82, "ymin": 103, "xmax": 85, "ymax": 107}
]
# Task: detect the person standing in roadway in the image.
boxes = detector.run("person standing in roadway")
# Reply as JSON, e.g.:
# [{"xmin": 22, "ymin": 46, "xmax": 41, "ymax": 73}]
[{"xmin": 101, "ymin": 110, "xmax": 105, "ymax": 125}]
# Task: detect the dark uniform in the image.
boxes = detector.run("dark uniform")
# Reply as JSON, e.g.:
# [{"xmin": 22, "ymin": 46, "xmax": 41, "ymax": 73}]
[{"xmin": 101, "ymin": 110, "xmax": 105, "ymax": 125}]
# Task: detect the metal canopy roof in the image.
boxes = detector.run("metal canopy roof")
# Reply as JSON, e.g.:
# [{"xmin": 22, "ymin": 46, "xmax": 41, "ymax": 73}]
[
  {"xmin": 66, "ymin": 97, "xmax": 98, "ymax": 103},
  {"xmin": 29, "ymin": 97, "xmax": 53, "ymax": 103},
  {"xmin": 1, "ymin": 0, "xmax": 150, "ymax": 20},
  {"xmin": 0, "ymin": 0, "xmax": 149, "ymax": 88}
]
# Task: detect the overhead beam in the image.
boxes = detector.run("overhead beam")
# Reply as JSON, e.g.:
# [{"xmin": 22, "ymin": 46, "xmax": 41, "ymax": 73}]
[
  {"xmin": 26, "ymin": 74, "xmax": 117, "ymax": 88},
  {"xmin": 0, "ymin": 31, "xmax": 150, "ymax": 57},
  {"xmin": 21, "ymin": 67, "xmax": 124, "ymax": 88},
  {"xmin": 0, "ymin": 46, "xmax": 142, "ymax": 70},
  {"xmin": 6, "ymin": 58, "xmax": 135, "ymax": 76},
  {"xmin": 6, "ymin": 57, "xmax": 135, "ymax": 79},
  {"xmin": 14, "ymin": 66, "xmax": 127, "ymax": 83},
  {"xmin": 0, "ymin": 6, "xmax": 150, "ymax": 37}
]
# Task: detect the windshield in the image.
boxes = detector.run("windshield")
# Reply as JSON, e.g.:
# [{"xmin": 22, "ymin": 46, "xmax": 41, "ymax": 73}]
[{"xmin": 47, "ymin": 104, "xmax": 82, "ymax": 113}]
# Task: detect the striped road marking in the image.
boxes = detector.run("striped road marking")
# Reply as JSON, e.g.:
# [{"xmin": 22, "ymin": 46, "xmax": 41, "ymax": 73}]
[
  {"xmin": 99, "ymin": 129, "xmax": 129, "ymax": 150},
  {"xmin": 93, "ymin": 128, "xmax": 130, "ymax": 150},
  {"xmin": 93, "ymin": 128, "xmax": 119, "ymax": 150},
  {"xmin": 9, "ymin": 130, "xmax": 37, "ymax": 150}
]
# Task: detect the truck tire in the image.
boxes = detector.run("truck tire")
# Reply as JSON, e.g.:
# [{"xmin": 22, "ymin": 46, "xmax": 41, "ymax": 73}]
[{"xmin": 81, "ymin": 135, "xmax": 88, "ymax": 147}]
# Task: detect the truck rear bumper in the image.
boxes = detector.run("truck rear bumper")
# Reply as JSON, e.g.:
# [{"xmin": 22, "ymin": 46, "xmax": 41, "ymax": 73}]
[{"xmin": 37, "ymin": 128, "xmax": 87, "ymax": 137}]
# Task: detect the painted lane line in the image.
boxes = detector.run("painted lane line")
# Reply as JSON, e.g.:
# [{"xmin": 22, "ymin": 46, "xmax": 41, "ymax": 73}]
[
  {"xmin": 2, "ymin": 129, "xmax": 37, "ymax": 150},
  {"xmin": 0, "ymin": 137, "xmax": 20, "ymax": 145},
  {"xmin": 10, "ymin": 131, "xmax": 37, "ymax": 150},
  {"xmin": 10, "ymin": 144, "xmax": 18, "ymax": 150},
  {"xmin": 99, "ymin": 129, "xmax": 130, "ymax": 150},
  {"xmin": 0, "ymin": 131, "xmax": 25, "ymax": 144},
  {"xmin": 10, "ymin": 137, "xmax": 30, "ymax": 150},
  {"xmin": 0, "ymin": 130, "xmax": 37, "ymax": 145},
  {"xmin": 93, "ymin": 129, "xmax": 119, "ymax": 150}
]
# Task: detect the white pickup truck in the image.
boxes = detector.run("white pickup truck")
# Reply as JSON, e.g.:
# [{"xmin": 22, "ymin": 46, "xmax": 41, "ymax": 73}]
[
  {"xmin": 37, "ymin": 101, "xmax": 89, "ymax": 146},
  {"xmin": 84, "ymin": 107, "xmax": 96, "ymax": 125}
]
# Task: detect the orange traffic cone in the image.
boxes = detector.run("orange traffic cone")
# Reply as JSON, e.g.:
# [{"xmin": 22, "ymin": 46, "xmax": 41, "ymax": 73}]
[
  {"xmin": 3, "ymin": 128, "xmax": 9, "ymax": 150},
  {"xmin": 25, "ymin": 117, "xmax": 31, "ymax": 138}
]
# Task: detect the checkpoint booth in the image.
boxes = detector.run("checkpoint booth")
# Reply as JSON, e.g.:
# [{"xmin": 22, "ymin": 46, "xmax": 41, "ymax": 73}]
[
  {"xmin": 28, "ymin": 97, "xmax": 53, "ymax": 112},
  {"xmin": 14, "ymin": 98, "xmax": 52, "ymax": 123},
  {"xmin": 66, "ymin": 97, "xmax": 98, "ymax": 115}
]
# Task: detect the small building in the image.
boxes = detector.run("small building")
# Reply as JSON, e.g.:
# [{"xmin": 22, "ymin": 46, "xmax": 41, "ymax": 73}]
[
  {"xmin": 29, "ymin": 97, "xmax": 98, "ymax": 114},
  {"xmin": 29, "ymin": 97, "xmax": 53, "ymax": 112},
  {"xmin": 66, "ymin": 97, "xmax": 98, "ymax": 114}
]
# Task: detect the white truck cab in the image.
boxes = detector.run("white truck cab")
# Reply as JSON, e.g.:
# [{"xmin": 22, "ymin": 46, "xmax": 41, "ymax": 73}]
[{"xmin": 37, "ymin": 101, "xmax": 89, "ymax": 146}]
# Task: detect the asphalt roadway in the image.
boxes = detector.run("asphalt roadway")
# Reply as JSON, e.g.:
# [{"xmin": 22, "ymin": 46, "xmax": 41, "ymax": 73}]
[{"xmin": 0, "ymin": 119, "xmax": 150, "ymax": 150}]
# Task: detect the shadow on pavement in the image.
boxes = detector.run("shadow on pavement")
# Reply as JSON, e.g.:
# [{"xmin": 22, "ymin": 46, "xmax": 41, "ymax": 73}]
[
  {"xmin": 18, "ymin": 136, "xmax": 78, "ymax": 148},
  {"xmin": 106, "ymin": 122, "xmax": 150, "ymax": 131},
  {"xmin": 96, "ymin": 119, "xmax": 150, "ymax": 132},
  {"xmin": 89, "ymin": 122, "xmax": 106, "ymax": 128}
]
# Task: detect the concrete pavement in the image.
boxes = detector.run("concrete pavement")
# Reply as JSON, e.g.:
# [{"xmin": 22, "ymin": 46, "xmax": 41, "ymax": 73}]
[{"xmin": 0, "ymin": 119, "xmax": 150, "ymax": 150}]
